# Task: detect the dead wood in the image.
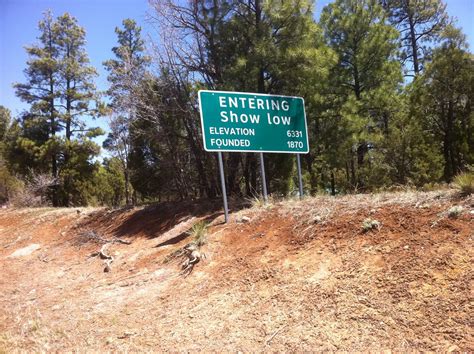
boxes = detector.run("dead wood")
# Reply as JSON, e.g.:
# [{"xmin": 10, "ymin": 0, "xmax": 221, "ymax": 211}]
[{"xmin": 80, "ymin": 230, "xmax": 131, "ymax": 245}]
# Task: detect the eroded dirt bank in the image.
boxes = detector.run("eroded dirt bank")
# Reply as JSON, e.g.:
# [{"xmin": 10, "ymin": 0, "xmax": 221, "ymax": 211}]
[{"xmin": 0, "ymin": 191, "xmax": 472, "ymax": 351}]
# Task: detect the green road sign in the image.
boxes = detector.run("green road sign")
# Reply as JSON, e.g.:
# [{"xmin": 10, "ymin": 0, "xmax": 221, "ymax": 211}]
[{"xmin": 198, "ymin": 90, "xmax": 309, "ymax": 153}]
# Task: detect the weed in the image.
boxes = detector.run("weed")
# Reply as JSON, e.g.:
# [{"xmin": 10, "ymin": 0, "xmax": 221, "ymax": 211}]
[
  {"xmin": 188, "ymin": 221, "xmax": 208, "ymax": 247},
  {"xmin": 362, "ymin": 218, "xmax": 381, "ymax": 232},
  {"xmin": 453, "ymin": 171, "xmax": 474, "ymax": 196},
  {"xmin": 447, "ymin": 206, "xmax": 463, "ymax": 219}
]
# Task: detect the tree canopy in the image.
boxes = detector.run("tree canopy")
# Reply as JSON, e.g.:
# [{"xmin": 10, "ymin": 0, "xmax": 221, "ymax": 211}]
[{"xmin": 2, "ymin": 1, "xmax": 472, "ymax": 206}]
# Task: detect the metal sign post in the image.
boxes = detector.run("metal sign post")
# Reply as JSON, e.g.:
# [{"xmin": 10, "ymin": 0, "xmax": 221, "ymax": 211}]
[
  {"xmin": 259, "ymin": 152, "xmax": 268, "ymax": 202},
  {"xmin": 217, "ymin": 152, "xmax": 229, "ymax": 223},
  {"xmin": 296, "ymin": 153, "xmax": 303, "ymax": 199}
]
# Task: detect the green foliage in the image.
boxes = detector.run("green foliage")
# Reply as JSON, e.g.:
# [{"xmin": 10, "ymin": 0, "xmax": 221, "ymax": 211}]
[
  {"xmin": 382, "ymin": 0, "xmax": 449, "ymax": 75},
  {"xmin": 447, "ymin": 205, "xmax": 463, "ymax": 219},
  {"xmin": 188, "ymin": 221, "xmax": 209, "ymax": 247},
  {"xmin": 362, "ymin": 218, "xmax": 381, "ymax": 232},
  {"xmin": 103, "ymin": 18, "xmax": 149, "ymax": 205},
  {"xmin": 11, "ymin": 11, "xmax": 102, "ymax": 206},
  {"xmin": 1, "ymin": 2, "xmax": 471, "ymax": 206},
  {"xmin": 87, "ymin": 158, "xmax": 126, "ymax": 206},
  {"xmin": 411, "ymin": 26, "xmax": 474, "ymax": 182},
  {"xmin": 319, "ymin": 0, "xmax": 403, "ymax": 191},
  {"xmin": 453, "ymin": 169, "xmax": 474, "ymax": 196}
]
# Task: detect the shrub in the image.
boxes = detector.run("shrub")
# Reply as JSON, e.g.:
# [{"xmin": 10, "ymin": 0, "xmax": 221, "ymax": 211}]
[
  {"xmin": 10, "ymin": 172, "xmax": 58, "ymax": 207},
  {"xmin": 362, "ymin": 218, "xmax": 381, "ymax": 232},
  {"xmin": 447, "ymin": 206, "xmax": 463, "ymax": 219},
  {"xmin": 453, "ymin": 171, "xmax": 474, "ymax": 196},
  {"xmin": 188, "ymin": 221, "xmax": 208, "ymax": 247}
]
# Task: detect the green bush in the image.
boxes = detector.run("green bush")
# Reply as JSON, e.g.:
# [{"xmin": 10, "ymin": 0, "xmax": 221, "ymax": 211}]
[
  {"xmin": 453, "ymin": 171, "xmax": 474, "ymax": 196},
  {"xmin": 447, "ymin": 206, "xmax": 463, "ymax": 219},
  {"xmin": 188, "ymin": 221, "xmax": 208, "ymax": 247},
  {"xmin": 362, "ymin": 218, "xmax": 381, "ymax": 232}
]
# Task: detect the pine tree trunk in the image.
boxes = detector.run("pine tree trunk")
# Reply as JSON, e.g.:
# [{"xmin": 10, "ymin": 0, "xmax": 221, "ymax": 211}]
[
  {"xmin": 406, "ymin": 0, "xmax": 420, "ymax": 75},
  {"xmin": 124, "ymin": 168, "xmax": 130, "ymax": 205},
  {"xmin": 331, "ymin": 170, "xmax": 336, "ymax": 196}
]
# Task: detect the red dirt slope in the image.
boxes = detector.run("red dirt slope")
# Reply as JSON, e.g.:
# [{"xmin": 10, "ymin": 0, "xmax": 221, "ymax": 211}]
[{"xmin": 0, "ymin": 190, "xmax": 472, "ymax": 351}]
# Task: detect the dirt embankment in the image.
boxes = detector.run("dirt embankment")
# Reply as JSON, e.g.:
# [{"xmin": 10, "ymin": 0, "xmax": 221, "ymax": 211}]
[{"xmin": 0, "ymin": 190, "xmax": 472, "ymax": 351}]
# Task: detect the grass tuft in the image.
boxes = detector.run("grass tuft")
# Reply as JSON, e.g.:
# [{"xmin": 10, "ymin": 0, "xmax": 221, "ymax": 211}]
[
  {"xmin": 447, "ymin": 206, "xmax": 463, "ymax": 219},
  {"xmin": 453, "ymin": 171, "xmax": 474, "ymax": 196},
  {"xmin": 362, "ymin": 218, "xmax": 381, "ymax": 232},
  {"xmin": 188, "ymin": 221, "xmax": 208, "ymax": 247}
]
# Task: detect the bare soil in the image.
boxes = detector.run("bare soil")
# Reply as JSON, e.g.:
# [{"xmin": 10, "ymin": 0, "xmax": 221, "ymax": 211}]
[{"xmin": 0, "ymin": 190, "xmax": 472, "ymax": 351}]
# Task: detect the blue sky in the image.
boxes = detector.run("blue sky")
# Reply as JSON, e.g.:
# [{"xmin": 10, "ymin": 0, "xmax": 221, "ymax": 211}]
[{"xmin": 1, "ymin": 0, "xmax": 473, "ymax": 147}]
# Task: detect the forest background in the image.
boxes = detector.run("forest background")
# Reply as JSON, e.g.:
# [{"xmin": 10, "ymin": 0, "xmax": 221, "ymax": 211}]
[{"xmin": 0, "ymin": 0, "xmax": 473, "ymax": 207}]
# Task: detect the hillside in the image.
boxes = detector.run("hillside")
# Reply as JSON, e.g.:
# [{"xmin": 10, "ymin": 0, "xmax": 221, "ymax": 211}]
[{"xmin": 0, "ymin": 190, "xmax": 472, "ymax": 351}]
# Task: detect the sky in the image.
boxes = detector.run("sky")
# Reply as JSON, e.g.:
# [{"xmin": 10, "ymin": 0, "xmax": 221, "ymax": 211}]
[{"xmin": 0, "ymin": 0, "xmax": 473, "ymax": 147}]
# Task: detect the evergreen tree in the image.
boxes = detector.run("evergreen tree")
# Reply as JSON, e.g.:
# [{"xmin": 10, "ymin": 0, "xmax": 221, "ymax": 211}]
[
  {"xmin": 0, "ymin": 106, "xmax": 16, "ymax": 203},
  {"xmin": 104, "ymin": 19, "xmax": 149, "ymax": 205},
  {"xmin": 55, "ymin": 13, "xmax": 103, "ymax": 205},
  {"xmin": 411, "ymin": 26, "xmax": 473, "ymax": 181},
  {"xmin": 14, "ymin": 11, "xmax": 102, "ymax": 206},
  {"xmin": 13, "ymin": 11, "xmax": 61, "ymax": 202},
  {"xmin": 381, "ymin": 0, "xmax": 449, "ymax": 75},
  {"xmin": 320, "ymin": 0, "xmax": 402, "ymax": 190}
]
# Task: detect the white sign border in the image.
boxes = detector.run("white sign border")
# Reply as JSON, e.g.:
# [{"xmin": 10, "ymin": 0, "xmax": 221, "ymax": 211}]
[{"xmin": 198, "ymin": 90, "xmax": 310, "ymax": 154}]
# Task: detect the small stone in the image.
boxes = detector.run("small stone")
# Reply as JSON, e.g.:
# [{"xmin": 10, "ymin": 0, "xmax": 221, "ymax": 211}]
[
  {"xmin": 404, "ymin": 245, "xmax": 409, "ymax": 250},
  {"xmin": 240, "ymin": 216, "xmax": 251, "ymax": 223},
  {"xmin": 8, "ymin": 244, "xmax": 41, "ymax": 258}
]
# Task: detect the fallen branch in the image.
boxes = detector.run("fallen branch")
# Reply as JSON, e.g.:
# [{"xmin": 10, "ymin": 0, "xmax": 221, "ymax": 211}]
[
  {"xmin": 81, "ymin": 230, "xmax": 131, "ymax": 245},
  {"xmin": 89, "ymin": 243, "xmax": 114, "ymax": 272},
  {"xmin": 265, "ymin": 324, "xmax": 287, "ymax": 345}
]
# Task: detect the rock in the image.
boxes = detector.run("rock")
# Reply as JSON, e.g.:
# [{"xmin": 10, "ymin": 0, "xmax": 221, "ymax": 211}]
[
  {"xmin": 240, "ymin": 216, "xmax": 251, "ymax": 223},
  {"xmin": 8, "ymin": 244, "xmax": 41, "ymax": 258}
]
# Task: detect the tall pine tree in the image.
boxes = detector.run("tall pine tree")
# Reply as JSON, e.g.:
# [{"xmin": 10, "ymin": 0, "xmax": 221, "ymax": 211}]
[
  {"xmin": 14, "ymin": 11, "xmax": 102, "ymax": 206},
  {"xmin": 103, "ymin": 19, "xmax": 149, "ymax": 205}
]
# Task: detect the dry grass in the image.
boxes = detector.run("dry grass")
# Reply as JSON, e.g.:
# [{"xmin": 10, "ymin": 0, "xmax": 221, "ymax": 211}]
[
  {"xmin": 188, "ymin": 221, "xmax": 209, "ymax": 247},
  {"xmin": 453, "ymin": 171, "xmax": 474, "ymax": 196}
]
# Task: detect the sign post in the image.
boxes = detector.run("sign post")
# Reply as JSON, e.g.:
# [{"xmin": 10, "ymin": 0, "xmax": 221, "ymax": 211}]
[
  {"xmin": 259, "ymin": 152, "xmax": 268, "ymax": 202},
  {"xmin": 296, "ymin": 154, "xmax": 303, "ymax": 199},
  {"xmin": 198, "ymin": 90, "xmax": 309, "ymax": 222},
  {"xmin": 217, "ymin": 152, "xmax": 229, "ymax": 223}
]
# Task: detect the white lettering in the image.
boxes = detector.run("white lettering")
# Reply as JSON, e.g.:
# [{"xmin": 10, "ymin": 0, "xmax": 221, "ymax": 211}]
[
  {"xmin": 281, "ymin": 116, "xmax": 291, "ymax": 125},
  {"xmin": 271, "ymin": 100, "xmax": 280, "ymax": 110},
  {"xmin": 249, "ymin": 114, "xmax": 260, "ymax": 124},
  {"xmin": 209, "ymin": 138, "xmax": 251, "ymax": 147},
  {"xmin": 248, "ymin": 98, "xmax": 255, "ymax": 109},
  {"xmin": 220, "ymin": 111, "xmax": 228, "ymax": 122},
  {"xmin": 219, "ymin": 96, "xmax": 227, "ymax": 108},
  {"xmin": 229, "ymin": 97, "xmax": 238, "ymax": 108},
  {"xmin": 229, "ymin": 110, "xmax": 238, "ymax": 122}
]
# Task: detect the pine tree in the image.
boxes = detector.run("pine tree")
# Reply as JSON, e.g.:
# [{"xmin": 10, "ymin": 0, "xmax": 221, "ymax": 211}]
[
  {"xmin": 54, "ymin": 13, "xmax": 102, "ymax": 205},
  {"xmin": 210, "ymin": 0, "xmax": 334, "ymax": 195},
  {"xmin": 103, "ymin": 19, "xmax": 149, "ymax": 205},
  {"xmin": 14, "ymin": 12, "xmax": 102, "ymax": 206},
  {"xmin": 0, "ymin": 106, "xmax": 15, "ymax": 202},
  {"xmin": 411, "ymin": 26, "xmax": 473, "ymax": 181},
  {"xmin": 320, "ymin": 0, "xmax": 402, "ymax": 190},
  {"xmin": 381, "ymin": 0, "xmax": 449, "ymax": 76},
  {"xmin": 13, "ymin": 11, "xmax": 61, "ymax": 204}
]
